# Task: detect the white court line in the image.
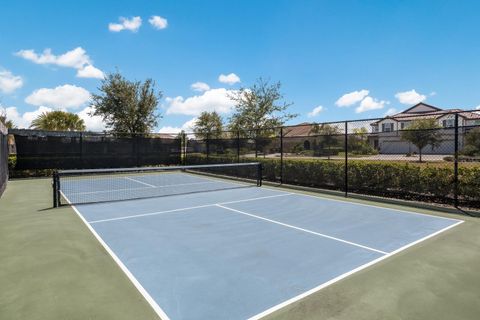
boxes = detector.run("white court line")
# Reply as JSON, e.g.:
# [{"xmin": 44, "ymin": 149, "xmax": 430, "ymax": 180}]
[
  {"xmin": 248, "ymin": 219, "xmax": 464, "ymax": 320},
  {"xmin": 89, "ymin": 193, "xmax": 294, "ymax": 224},
  {"xmin": 216, "ymin": 204, "xmax": 388, "ymax": 255},
  {"xmin": 68, "ymin": 181, "xmax": 220, "ymax": 196},
  {"xmin": 60, "ymin": 191, "xmax": 171, "ymax": 320},
  {"xmin": 124, "ymin": 176, "xmax": 156, "ymax": 188}
]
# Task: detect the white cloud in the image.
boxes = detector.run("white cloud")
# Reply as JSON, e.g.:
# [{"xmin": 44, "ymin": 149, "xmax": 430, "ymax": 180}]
[
  {"xmin": 218, "ymin": 73, "xmax": 240, "ymax": 85},
  {"xmin": 1, "ymin": 105, "xmax": 53, "ymax": 128},
  {"xmin": 355, "ymin": 97, "xmax": 388, "ymax": 113},
  {"xmin": 149, "ymin": 16, "xmax": 168, "ymax": 29},
  {"xmin": 335, "ymin": 89, "xmax": 369, "ymax": 107},
  {"xmin": 109, "ymin": 16, "xmax": 142, "ymax": 32},
  {"xmin": 476, "ymin": 105, "xmax": 480, "ymax": 110},
  {"xmin": 395, "ymin": 89, "xmax": 426, "ymax": 105},
  {"xmin": 158, "ymin": 118, "xmax": 197, "ymax": 134},
  {"xmin": 0, "ymin": 70, "xmax": 23, "ymax": 93},
  {"xmin": 25, "ymin": 84, "xmax": 90, "ymax": 109},
  {"xmin": 77, "ymin": 65, "xmax": 104, "ymax": 79},
  {"xmin": 76, "ymin": 106, "xmax": 106, "ymax": 131},
  {"xmin": 16, "ymin": 47, "xmax": 90, "ymax": 69},
  {"xmin": 384, "ymin": 107, "xmax": 397, "ymax": 116},
  {"xmin": 15, "ymin": 47, "xmax": 104, "ymax": 79},
  {"xmin": 191, "ymin": 82, "xmax": 210, "ymax": 92},
  {"xmin": 307, "ymin": 105, "xmax": 324, "ymax": 118},
  {"xmin": 165, "ymin": 88, "xmax": 236, "ymax": 116}
]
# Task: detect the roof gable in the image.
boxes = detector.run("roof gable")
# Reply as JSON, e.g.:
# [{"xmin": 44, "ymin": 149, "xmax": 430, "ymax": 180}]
[{"xmin": 401, "ymin": 103, "xmax": 442, "ymax": 114}]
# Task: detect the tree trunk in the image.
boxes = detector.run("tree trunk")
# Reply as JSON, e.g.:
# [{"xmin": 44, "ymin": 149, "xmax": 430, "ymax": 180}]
[{"xmin": 419, "ymin": 148, "xmax": 423, "ymax": 162}]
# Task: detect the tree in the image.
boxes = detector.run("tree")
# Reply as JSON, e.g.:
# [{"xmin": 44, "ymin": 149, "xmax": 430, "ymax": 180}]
[
  {"xmin": 401, "ymin": 118, "xmax": 442, "ymax": 162},
  {"xmin": 348, "ymin": 127, "xmax": 377, "ymax": 155},
  {"xmin": 310, "ymin": 124, "xmax": 341, "ymax": 159},
  {"xmin": 228, "ymin": 78, "xmax": 297, "ymax": 136},
  {"xmin": 0, "ymin": 110, "xmax": 16, "ymax": 129},
  {"xmin": 90, "ymin": 72, "xmax": 162, "ymax": 133},
  {"xmin": 30, "ymin": 111, "xmax": 86, "ymax": 131},
  {"xmin": 462, "ymin": 127, "xmax": 480, "ymax": 156},
  {"xmin": 193, "ymin": 111, "xmax": 223, "ymax": 140}
]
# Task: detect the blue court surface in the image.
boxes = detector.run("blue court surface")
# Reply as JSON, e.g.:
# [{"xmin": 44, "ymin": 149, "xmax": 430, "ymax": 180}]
[{"xmin": 63, "ymin": 172, "xmax": 463, "ymax": 320}]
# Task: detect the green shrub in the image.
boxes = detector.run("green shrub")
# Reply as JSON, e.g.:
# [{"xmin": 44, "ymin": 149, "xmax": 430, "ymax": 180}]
[{"xmin": 186, "ymin": 154, "xmax": 480, "ymax": 204}]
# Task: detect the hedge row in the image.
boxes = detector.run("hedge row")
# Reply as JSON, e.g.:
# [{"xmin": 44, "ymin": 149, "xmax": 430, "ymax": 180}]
[{"xmin": 186, "ymin": 154, "xmax": 480, "ymax": 206}]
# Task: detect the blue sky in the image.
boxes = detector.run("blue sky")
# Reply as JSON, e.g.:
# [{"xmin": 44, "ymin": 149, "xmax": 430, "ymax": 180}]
[{"xmin": 1, "ymin": 0, "xmax": 480, "ymax": 132}]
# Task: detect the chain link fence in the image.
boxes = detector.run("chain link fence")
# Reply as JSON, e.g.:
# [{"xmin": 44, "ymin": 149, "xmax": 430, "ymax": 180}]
[
  {"xmin": 185, "ymin": 110, "xmax": 480, "ymax": 211},
  {"xmin": 6, "ymin": 109, "xmax": 480, "ymax": 211},
  {"xmin": 0, "ymin": 121, "xmax": 7, "ymax": 197}
]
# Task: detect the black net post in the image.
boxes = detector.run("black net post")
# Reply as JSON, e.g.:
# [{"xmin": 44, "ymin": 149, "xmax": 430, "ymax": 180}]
[
  {"xmin": 344, "ymin": 121, "xmax": 348, "ymax": 197},
  {"xmin": 280, "ymin": 127, "xmax": 284, "ymax": 184},
  {"xmin": 454, "ymin": 113, "xmax": 459, "ymax": 207},
  {"xmin": 52, "ymin": 171, "xmax": 59, "ymax": 207}
]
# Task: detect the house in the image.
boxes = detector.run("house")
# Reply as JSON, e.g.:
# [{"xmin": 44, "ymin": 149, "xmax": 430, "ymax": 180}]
[
  {"xmin": 369, "ymin": 103, "xmax": 480, "ymax": 154},
  {"xmin": 281, "ymin": 103, "xmax": 480, "ymax": 155}
]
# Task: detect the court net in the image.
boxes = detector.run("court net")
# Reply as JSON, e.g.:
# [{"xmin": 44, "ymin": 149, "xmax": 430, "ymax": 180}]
[{"xmin": 53, "ymin": 162, "xmax": 262, "ymax": 206}]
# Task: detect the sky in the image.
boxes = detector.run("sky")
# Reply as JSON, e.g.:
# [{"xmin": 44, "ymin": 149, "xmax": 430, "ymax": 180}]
[{"xmin": 1, "ymin": 0, "xmax": 480, "ymax": 132}]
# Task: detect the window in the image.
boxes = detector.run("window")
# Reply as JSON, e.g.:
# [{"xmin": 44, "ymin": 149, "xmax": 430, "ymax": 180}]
[
  {"xmin": 400, "ymin": 121, "xmax": 409, "ymax": 130},
  {"xmin": 442, "ymin": 119, "xmax": 455, "ymax": 128},
  {"xmin": 381, "ymin": 123, "xmax": 394, "ymax": 132}
]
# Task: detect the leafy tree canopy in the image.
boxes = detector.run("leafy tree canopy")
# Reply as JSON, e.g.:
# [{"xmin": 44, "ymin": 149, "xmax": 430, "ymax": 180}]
[
  {"xmin": 228, "ymin": 78, "xmax": 297, "ymax": 137},
  {"xmin": 0, "ymin": 110, "xmax": 16, "ymax": 129},
  {"xmin": 401, "ymin": 118, "xmax": 441, "ymax": 162},
  {"xmin": 90, "ymin": 72, "xmax": 162, "ymax": 133},
  {"xmin": 193, "ymin": 111, "xmax": 223, "ymax": 140},
  {"xmin": 30, "ymin": 111, "xmax": 86, "ymax": 131}
]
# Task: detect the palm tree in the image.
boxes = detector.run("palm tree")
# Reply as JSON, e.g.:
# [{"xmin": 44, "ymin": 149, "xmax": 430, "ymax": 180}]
[{"xmin": 30, "ymin": 111, "xmax": 86, "ymax": 131}]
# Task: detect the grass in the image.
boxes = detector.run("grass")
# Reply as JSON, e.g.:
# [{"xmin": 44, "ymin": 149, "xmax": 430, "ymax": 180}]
[{"xmin": 0, "ymin": 178, "xmax": 160, "ymax": 320}]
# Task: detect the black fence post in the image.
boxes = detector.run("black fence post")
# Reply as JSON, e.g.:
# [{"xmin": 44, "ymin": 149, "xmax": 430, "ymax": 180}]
[
  {"xmin": 79, "ymin": 131, "xmax": 83, "ymax": 169},
  {"xmin": 206, "ymin": 133, "xmax": 210, "ymax": 162},
  {"xmin": 182, "ymin": 132, "xmax": 187, "ymax": 165},
  {"xmin": 257, "ymin": 162, "xmax": 263, "ymax": 186},
  {"xmin": 454, "ymin": 113, "xmax": 459, "ymax": 208},
  {"xmin": 344, "ymin": 121, "xmax": 348, "ymax": 197},
  {"xmin": 280, "ymin": 127, "xmax": 283, "ymax": 184},
  {"xmin": 135, "ymin": 134, "xmax": 140, "ymax": 167},
  {"xmin": 255, "ymin": 129, "xmax": 258, "ymax": 158},
  {"xmin": 236, "ymin": 130, "xmax": 240, "ymax": 163}
]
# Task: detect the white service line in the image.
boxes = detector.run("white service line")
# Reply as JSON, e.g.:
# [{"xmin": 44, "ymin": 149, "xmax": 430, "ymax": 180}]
[
  {"xmin": 89, "ymin": 193, "xmax": 294, "ymax": 224},
  {"xmin": 216, "ymin": 204, "xmax": 388, "ymax": 255},
  {"xmin": 247, "ymin": 219, "xmax": 464, "ymax": 320},
  {"xmin": 124, "ymin": 176, "xmax": 156, "ymax": 188}
]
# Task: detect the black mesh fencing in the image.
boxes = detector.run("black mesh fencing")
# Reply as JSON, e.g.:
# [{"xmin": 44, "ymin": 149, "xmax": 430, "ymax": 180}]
[
  {"xmin": 0, "ymin": 121, "xmax": 7, "ymax": 197},
  {"xmin": 10, "ymin": 129, "xmax": 182, "ymax": 171}
]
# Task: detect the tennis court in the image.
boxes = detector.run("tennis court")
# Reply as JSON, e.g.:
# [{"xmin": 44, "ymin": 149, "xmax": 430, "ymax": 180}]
[{"xmin": 55, "ymin": 163, "xmax": 463, "ymax": 320}]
